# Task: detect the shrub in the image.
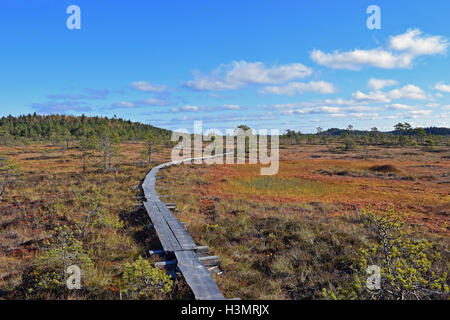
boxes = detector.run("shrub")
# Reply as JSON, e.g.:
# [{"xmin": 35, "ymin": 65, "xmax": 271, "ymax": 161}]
[
  {"xmin": 121, "ymin": 256, "xmax": 172, "ymax": 299},
  {"xmin": 328, "ymin": 208, "xmax": 449, "ymax": 300},
  {"xmin": 425, "ymin": 138, "xmax": 435, "ymax": 150},
  {"xmin": 0, "ymin": 156, "xmax": 21, "ymax": 199},
  {"xmin": 25, "ymin": 225, "xmax": 93, "ymax": 297},
  {"xmin": 341, "ymin": 137, "xmax": 356, "ymax": 151}
]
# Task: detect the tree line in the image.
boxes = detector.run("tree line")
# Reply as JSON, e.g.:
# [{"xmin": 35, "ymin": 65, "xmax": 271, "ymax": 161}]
[
  {"xmin": 0, "ymin": 113, "xmax": 171, "ymax": 144},
  {"xmin": 282, "ymin": 123, "xmax": 449, "ymax": 149}
]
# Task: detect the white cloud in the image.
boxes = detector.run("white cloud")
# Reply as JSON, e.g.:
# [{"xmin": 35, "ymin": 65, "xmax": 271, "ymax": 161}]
[
  {"xmin": 440, "ymin": 112, "xmax": 450, "ymax": 119},
  {"xmin": 330, "ymin": 113, "xmax": 346, "ymax": 118},
  {"xmin": 353, "ymin": 85, "xmax": 426, "ymax": 103},
  {"xmin": 352, "ymin": 90, "xmax": 391, "ymax": 103},
  {"xmin": 311, "ymin": 48, "xmax": 411, "ymax": 70},
  {"xmin": 184, "ymin": 74, "xmax": 241, "ymax": 91},
  {"xmin": 226, "ymin": 61, "xmax": 312, "ymax": 84},
  {"xmin": 139, "ymin": 98, "xmax": 171, "ymax": 106},
  {"xmin": 441, "ymin": 105, "xmax": 450, "ymax": 110},
  {"xmin": 401, "ymin": 110, "xmax": 433, "ymax": 119},
  {"xmin": 387, "ymin": 85, "xmax": 427, "ymax": 100},
  {"xmin": 270, "ymin": 102, "xmax": 318, "ymax": 109},
  {"xmin": 386, "ymin": 103, "xmax": 414, "ymax": 110},
  {"xmin": 433, "ymin": 82, "xmax": 450, "ymax": 93},
  {"xmin": 280, "ymin": 106, "xmax": 341, "ymax": 115},
  {"xmin": 311, "ymin": 29, "xmax": 448, "ymax": 70},
  {"xmin": 172, "ymin": 105, "xmax": 200, "ymax": 112},
  {"xmin": 265, "ymin": 84, "xmax": 428, "ymax": 119},
  {"xmin": 112, "ymin": 101, "xmax": 135, "ymax": 108},
  {"xmin": 348, "ymin": 112, "xmax": 379, "ymax": 120},
  {"xmin": 223, "ymin": 104, "xmax": 241, "ymax": 110},
  {"xmin": 368, "ymin": 78, "xmax": 398, "ymax": 90},
  {"xmin": 345, "ymin": 106, "xmax": 379, "ymax": 112},
  {"xmin": 131, "ymin": 81, "xmax": 166, "ymax": 92},
  {"xmin": 260, "ymin": 81, "xmax": 336, "ymax": 96},
  {"xmin": 182, "ymin": 105, "xmax": 199, "ymax": 111},
  {"xmin": 390, "ymin": 29, "xmax": 448, "ymax": 55},
  {"xmin": 184, "ymin": 61, "xmax": 313, "ymax": 91},
  {"xmin": 321, "ymin": 98, "xmax": 360, "ymax": 106}
]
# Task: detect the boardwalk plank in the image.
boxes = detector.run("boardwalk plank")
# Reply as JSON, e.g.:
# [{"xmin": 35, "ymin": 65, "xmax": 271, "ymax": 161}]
[
  {"xmin": 155, "ymin": 201, "xmax": 197, "ymax": 251},
  {"xmin": 141, "ymin": 154, "xmax": 230, "ymax": 300},
  {"xmin": 175, "ymin": 251, "xmax": 225, "ymax": 300},
  {"xmin": 143, "ymin": 201, "xmax": 181, "ymax": 252}
]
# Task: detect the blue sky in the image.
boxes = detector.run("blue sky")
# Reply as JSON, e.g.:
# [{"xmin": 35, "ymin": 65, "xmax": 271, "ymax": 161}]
[{"xmin": 0, "ymin": 0, "xmax": 449, "ymax": 133}]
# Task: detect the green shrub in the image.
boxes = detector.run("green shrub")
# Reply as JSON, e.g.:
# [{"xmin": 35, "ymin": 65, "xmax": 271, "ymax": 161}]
[
  {"xmin": 121, "ymin": 256, "xmax": 172, "ymax": 299},
  {"xmin": 327, "ymin": 208, "xmax": 449, "ymax": 300},
  {"xmin": 25, "ymin": 225, "xmax": 93, "ymax": 297}
]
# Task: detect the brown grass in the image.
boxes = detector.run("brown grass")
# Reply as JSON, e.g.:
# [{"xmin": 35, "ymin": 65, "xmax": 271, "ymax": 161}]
[
  {"xmin": 155, "ymin": 144, "xmax": 449, "ymax": 299},
  {"xmin": 1, "ymin": 142, "xmax": 448, "ymax": 300},
  {"xmin": 0, "ymin": 142, "xmax": 178, "ymax": 299}
]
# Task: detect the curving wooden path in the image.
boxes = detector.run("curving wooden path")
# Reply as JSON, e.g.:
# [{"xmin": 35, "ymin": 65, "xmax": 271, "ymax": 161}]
[{"xmin": 141, "ymin": 153, "xmax": 231, "ymax": 300}]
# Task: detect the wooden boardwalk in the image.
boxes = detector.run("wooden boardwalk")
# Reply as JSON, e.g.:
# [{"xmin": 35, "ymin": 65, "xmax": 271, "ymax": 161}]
[{"xmin": 141, "ymin": 154, "xmax": 229, "ymax": 300}]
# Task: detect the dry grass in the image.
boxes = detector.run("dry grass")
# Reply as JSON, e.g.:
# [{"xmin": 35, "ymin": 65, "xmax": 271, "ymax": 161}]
[
  {"xmin": 156, "ymin": 144, "xmax": 449, "ymax": 299},
  {"xmin": 0, "ymin": 142, "xmax": 178, "ymax": 299},
  {"xmin": 1, "ymin": 142, "xmax": 448, "ymax": 300}
]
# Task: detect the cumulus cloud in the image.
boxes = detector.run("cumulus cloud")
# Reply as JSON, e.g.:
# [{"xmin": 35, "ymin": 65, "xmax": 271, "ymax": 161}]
[
  {"xmin": 197, "ymin": 112, "xmax": 276, "ymax": 123},
  {"xmin": 352, "ymin": 91, "xmax": 390, "ymax": 103},
  {"xmin": 184, "ymin": 61, "xmax": 313, "ymax": 91},
  {"xmin": 260, "ymin": 81, "xmax": 336, "ymax": 96},
  {"xmin": 385, "ymin": 103, "xmax": 414, "ymax": 110},
  {"xmin": 265, "ymin": 84, "xmax": 427, "ymax": 117},
  {"xmin": 182, "ymin": 105, "xmax": 199, "ymax": 111},
  {"xmin": 404, "ymin": 110, "xmax": 433, "ymax": 118},
  {"xmin": 131, "ymin": 81, "xmax": 166, "ymax": 92},
  {"xmin": 345, "ymin": 106, "xmax": 379, "ymax": 112},
  {"xmin": 330, "ymin": 113, "xmax": 346, "ymax": 118},
  {"xmin": 311, "ymin": 48, "xmax": 412, "ymax": 70},
  {"xmin": 390, "ymin": 29, "xmax": 448, "ymax": 55},
  {"xmin": 138, "ymin": 98, "xmax": 171, "ymax": 106},
  {"xmin": 368, "ymin": 78, "xmax": 398, "ymax": 90},
  {"xmin": 171, "ymin": 105, "xmax": 199, "ymax": 112},
  {"xmin": 269, "ymin": 102, "xmax": 318, "ymax": 109},
  {"xmin": 353, "ymin": 85, "xmax": 426, "ymax": 103},
  {"xmin": 348, "ymin": 113, "xmax": 380, "ymax": 120},
  {"xmin": 280, "ymin": 106, "xmax": 341, "ymax": 115},
  {"xmin": 387, "ymin": 85, "xmax": 427, "ymax": 100},
  {"xmin": 433, "ymin": 82, "xmax": 450, "ymax": 93},
  {"xmin": 311, "ymin": 29, "xmax": 448, "ymax": 70},
  {"xmin": 222, "ymin": 104, "xmax": 241, "ymax": 110},
  {"xmin": 112, "ymin": 101, "xmax": 135, "ymax": 108}
]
